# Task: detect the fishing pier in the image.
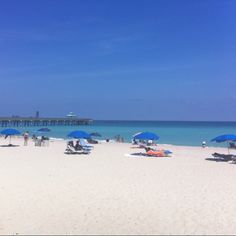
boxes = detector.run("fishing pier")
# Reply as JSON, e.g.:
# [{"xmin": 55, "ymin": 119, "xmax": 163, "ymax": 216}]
[{"xmin": 0, "ymin": 117, "xmax": 93, "ymax": 127}]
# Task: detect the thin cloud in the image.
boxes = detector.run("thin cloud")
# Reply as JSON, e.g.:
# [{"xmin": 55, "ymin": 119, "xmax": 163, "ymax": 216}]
[
  {"xmin": 0, "ymin": 63, "xmax": 196, "ymax": 82},
  {"xmin": 0, "ymin": 29, "xmax": 63, "ymax": 41},
  {"xmin": 98, "ymin": 35, "xmax": 142, "ymax": 53}
]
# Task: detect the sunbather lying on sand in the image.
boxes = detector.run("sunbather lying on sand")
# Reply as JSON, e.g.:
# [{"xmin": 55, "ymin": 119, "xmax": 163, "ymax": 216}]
[{"xmin": 144, "ymin": 147, "xmax": 172, "ymax": 157}]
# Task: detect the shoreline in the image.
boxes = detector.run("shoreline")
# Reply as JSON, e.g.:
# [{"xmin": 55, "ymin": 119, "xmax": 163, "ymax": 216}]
[{"xmin": 0, "ymin": 135, "xmax": 232, "ymax": 149}]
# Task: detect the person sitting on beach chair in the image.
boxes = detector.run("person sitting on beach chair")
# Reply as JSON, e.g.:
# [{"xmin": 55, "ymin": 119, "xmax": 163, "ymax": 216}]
[
  {"xmin": 139, "ymin": 143, "xmax": 148, "ymax": 149},
  {"xmin": 65, "ymin": 141, "xmax": 90, "ymax": 154},
  {"xmin": 229, "ymin": 142, "xmax": 236, "ymax": 149},
  {"xmin": 74, "ymin": 140, "xmax": 82, "ymax": 150},
  {"xmin": 147, "ymin": 140, "xmax": 153, "ymax": 146},
  {"xmin": 132, "ymin": 138, "xmax": 138, "ymax": 145},
  {"xmin": 67, "ymin": 140, "xmax": 83, "ymax": 151}
]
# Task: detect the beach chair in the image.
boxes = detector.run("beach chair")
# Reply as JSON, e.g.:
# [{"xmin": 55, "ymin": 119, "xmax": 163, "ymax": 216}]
[
  {"xmin": 87, "ymin": 138, "xmax": 98, "ymax": 144},
  {"xmin": 231, "ymin": 156, "xmax": 236, "ymax": 164},
  {"xmin": 211, "ymin": 152, "xmax": 233, "ymax": 162},
  {"xmin": 79, "ymin": 139, "xmax": 94, "ymax": 149},
  {"xmin": 64, "ymin": 141, "xmax": 90, "ymax": 155},
  {"xmin": 35, "ymin": 138, "xmax": 42, "ymax": 146},
  {"xmin": 138, "ymin": 143, "xmax": 148, "ymax": 149}
]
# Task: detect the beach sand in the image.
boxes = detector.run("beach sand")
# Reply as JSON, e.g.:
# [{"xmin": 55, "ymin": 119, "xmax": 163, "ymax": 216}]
[{"xmin": 0, "ymin": 137, "xmax": 236, "ymax": 235}]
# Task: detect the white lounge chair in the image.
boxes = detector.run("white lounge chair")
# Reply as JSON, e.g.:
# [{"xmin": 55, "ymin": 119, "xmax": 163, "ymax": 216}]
[{"xmin": 79, "ymin": 139, "xmax": 94, "ymax": 149}]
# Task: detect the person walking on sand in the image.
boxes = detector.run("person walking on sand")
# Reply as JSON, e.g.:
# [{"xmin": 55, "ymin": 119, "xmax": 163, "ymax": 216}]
[{"xmin": 23, "ymin": 131, "xmax": 29, "ymax": 146}]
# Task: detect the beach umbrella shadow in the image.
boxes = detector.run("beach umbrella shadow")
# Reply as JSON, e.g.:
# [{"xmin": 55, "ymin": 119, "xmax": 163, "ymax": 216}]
[{"xmin": 0, "ymin": 144, "xmax": 19, "ymax": 147}]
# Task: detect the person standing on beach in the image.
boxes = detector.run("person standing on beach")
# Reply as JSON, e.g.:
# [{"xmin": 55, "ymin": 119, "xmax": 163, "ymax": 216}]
[
  {"xmin": 202, "ymin": 141, "xmax": 206, "ymax": 148},
  {"xmin": 23, "ymin": 131, "xmax": 29, "ymax": 146}
]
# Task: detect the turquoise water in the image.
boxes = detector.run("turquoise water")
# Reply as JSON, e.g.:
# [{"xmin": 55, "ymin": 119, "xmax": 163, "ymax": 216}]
[{"xmin": 3, "ymin": 120, "xmax": 236, "ymax": 147}]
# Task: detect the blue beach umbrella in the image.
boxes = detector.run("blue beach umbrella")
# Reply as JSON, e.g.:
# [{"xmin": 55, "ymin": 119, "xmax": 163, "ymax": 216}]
[
  {"xmin": 1, "ymin": 128, "xmax": 21, "ymax": 146},
  {"xmin": 38, "ymin": 128, "xmax": 51, "ymax": 132},
  {"xmin": 1, "ymin": 128, "xmax": 21, "ymax": 136},
  {"xmin": 90, "ymin": 132, "xmax": 102, "ymax": 137},
  {"xmin": 211, "ymin": 134, "xmax": 236, "ymax": 143},
  {"xmin": 67, "ymin": 130, "xmax": 91, "ymax": 139},
  {"xmin": 211, "ymin": 134, "xmax": 236, "ymax": 153},
  {"xmin": 132, "ymin": 132, "xmax": 142, "ymax": 137},
  {"xmin": 133, "ymin": 131, "xmax": 159, "ymax": 140}
]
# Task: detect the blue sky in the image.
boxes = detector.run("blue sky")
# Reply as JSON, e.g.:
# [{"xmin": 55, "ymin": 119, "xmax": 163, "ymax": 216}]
[{"xmin": 0, "ymin": 0, "xmax": 235, "ymax": 121}]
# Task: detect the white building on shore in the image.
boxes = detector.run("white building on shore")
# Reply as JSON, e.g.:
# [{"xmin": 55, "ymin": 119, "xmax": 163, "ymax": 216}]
[{"xmin": 66, "ymin": 112, "xmax": 77, "ymax": 118}]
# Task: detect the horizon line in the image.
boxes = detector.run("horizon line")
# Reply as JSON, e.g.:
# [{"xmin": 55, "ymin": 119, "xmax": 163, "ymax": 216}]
[{"xmin": 93, "ymin": 119, "xmax": 236, "ymax": 123}]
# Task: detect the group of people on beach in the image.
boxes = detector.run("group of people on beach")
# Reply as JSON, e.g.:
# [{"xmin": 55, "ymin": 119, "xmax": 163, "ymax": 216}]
[
  {"xmin": 23, "ymin": 131, "xmax": 49, "ymax": 146},
  {"xmin": 16, "ymin": 131, "xmax": 209, "ymax": 150},
  {"xmin": 132, "ymin": 138, "xmax": 155, "ymax": 146},
  {"xmin": 114, "ymin": 135, "xmax": 124, "ymax": 143}
]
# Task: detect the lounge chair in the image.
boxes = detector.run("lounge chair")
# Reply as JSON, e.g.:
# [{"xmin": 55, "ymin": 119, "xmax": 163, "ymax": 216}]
[
  {"xmin": 64, "ymin": 141, "xmax": 90, "ymax": 155},
  {"xmin": 138, "ymin": 143, "xmax": 148, "ymax": 149},
  {"xmin": 79, "ymin": 139, "xmax": 94, "ymax": 149},
  {"xmin": 231, "ymin": 156, "xmax": 236, "ymax": 164},
  {"xmin": 87, "ymin": 138, "xmax": 98, "ymax": 144},
  {"xmin": 211, "ymin": 152, "xmax": 233, "ymax": 162}
]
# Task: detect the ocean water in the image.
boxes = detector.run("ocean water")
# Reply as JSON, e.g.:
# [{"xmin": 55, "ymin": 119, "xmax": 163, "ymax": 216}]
[{"xmin": 3, "ymin": 120, "xmax": 236, "ymax": 147}]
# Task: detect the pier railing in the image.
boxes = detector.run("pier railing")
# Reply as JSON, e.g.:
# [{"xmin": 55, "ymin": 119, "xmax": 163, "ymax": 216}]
[{"xmin": 0, "ymin": 117, "xmax": 93, "ymax": 127}]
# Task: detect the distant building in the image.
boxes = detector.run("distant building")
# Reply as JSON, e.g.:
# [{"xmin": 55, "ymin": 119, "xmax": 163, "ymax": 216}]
[
  {"xmin": 66, "ymin": 112, "xmax": 77, "ymax": 118},
  {"xmin": 36, "ymin": 111, "xmax": 39, "ymax": 118}
]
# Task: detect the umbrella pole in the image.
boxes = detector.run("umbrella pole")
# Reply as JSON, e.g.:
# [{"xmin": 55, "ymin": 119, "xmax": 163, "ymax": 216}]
[
  {"xmin": 227, "ymin": 141, "xmax": 230, "ymax": 154},
  {"xmin": 9, "ymin": 136, "xmax": 11, "ymax": 146}
]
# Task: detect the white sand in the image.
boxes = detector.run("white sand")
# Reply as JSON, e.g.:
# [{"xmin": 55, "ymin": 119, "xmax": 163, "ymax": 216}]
[{"xmin": 0, "ymin": 137, "xmax": 236, "ymax": 235}]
